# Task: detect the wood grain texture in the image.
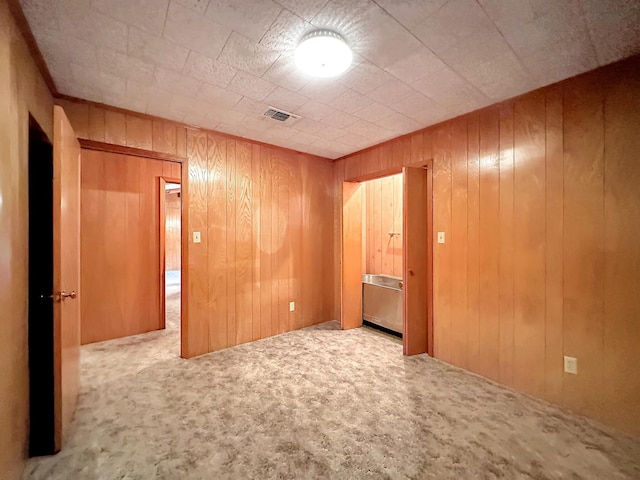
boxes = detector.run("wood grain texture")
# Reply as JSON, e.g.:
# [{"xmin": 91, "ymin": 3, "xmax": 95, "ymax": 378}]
[
  {"xmin": 432, "ymin": 123, "xmax": 451, "ymax": 362},
  {"xmin": 498, "ymin": 104, "xmax": 515, "ymax": 387},
  {"xmin": 466, "ymin": 114, "xmax": 481, "ymax": 371},
  {"xmin": 52, "ymin": 105, "xmax": 82, "ymax": 451},
  {"xmin": 0, "ymin": 2, "xmax": 54, "ymax": 474},
  {"xmin": 80, "ymin": 150, "xmax": 176, "ymax": 344},
  {"xmin": 450, "ymin": 118, "xmax": 468, "ymax": 369},
  {"xmin": 338, "ymin": 57, "xmax": 640, "ymax": 436},
  {"xmin": 341, "ymin": 182, "xmax": 363, "ymax": 329},
  {"xmin": 602, "ymin": 61, "xmax": 640, "ymax": 432},
  {"xmin": 562, "ymin": 74, "xmax": 605, "ymax": 421},
  {"xmin": 207, "ymin": 133, "xmax": 228, "ymax": 352},
  {"xmin": 403, "ymin": 167, "xmax": 429, "ymax": 355},
  {"xmin": 79, "ymin": 139, "xmax": 186, "ymax": 163},
  {"xmin": 361, "ymin": 174, "xmax": 403, "ymax": 277},
  {"xmin": 544, "ymin": 87, "xmax": 564, "ymax": 405},
  {"xmin": 478, "ymin": 107, "xmax": 500, "ymax": 381},
  {"xmin": 513, "ymin": 93, "xmax": 546, "ymax": 396}
]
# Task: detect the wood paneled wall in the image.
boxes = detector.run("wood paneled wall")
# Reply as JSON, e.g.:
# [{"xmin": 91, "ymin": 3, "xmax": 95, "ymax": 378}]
[
  {"xmin": 55, "ymin": 98, "xmax": 188, "ymax": 159},
  {"xmin": 184, "ymin": 131, "xmax": 335, "ymax": 356},
  {"xmin": 0, "ymin": 1, "xmax": 55, "ymax": 477},
  {"xmin": 335, "ymin": 56, "xmax": 640, "ymax": 437},
  {"xmin": 57, "ymin": 98, "xmax": 337, "ymax": 359},
  {"xmin": 165, "ymin": 190, "xmax": 181, "ymax": 271},
  {"xmin": 362, "ymin": 174, "xmax": 403, "ymax": 277},
  {"xmin": 80, "ymin": 149, "xmax": 179, "ymax": 344}
]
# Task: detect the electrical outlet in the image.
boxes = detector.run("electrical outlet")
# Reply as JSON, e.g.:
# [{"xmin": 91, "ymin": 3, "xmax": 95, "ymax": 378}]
[
  {"xmin": 564, "ymin": 356, "xmax": 578, "ymax": 375},
  {"xmin": 437, "ymin": 232, "xmax": 445, "ymax": 244},
  {"xmin": 193, "ymin": 231, "xmax": 201, "ymax": 243},
  {"xmin": 289, "ymin": 301, "xmax": 295, "ymax": 312}
]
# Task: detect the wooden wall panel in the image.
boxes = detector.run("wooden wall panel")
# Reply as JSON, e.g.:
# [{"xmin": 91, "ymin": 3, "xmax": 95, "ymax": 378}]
[
  {"xmin": 432, "ymin": 123, "xmax": 452, "ymax": 362},
  {"xmin": 361, "ymin": 173, "xmax": 403, "ymax": 277},
  {"xmin": 562, "ymin": 75, "xmax": 605, "ymax": 421},
  {"xmin": 544, "ymin": 87, "xmax": 564, "ymax": 405},
  {"xmin": 0, "ymin": 2, "xmax": 54, "ymax": 474},
  {"xmin": 498, "ymin": 104, "xmax": 515, "ymax": 387},
  {"xmin": 513, "ymin": 93, "xmax": 546, "ymax": 397},
  {"xmin": 602, "ymin": 64, "xmax": 640, "ymax": 431},
  {"xmin": 186, "ymin": 130, "xmax": 209, "ymax": 357},
  {"xmin": 337, "ymin": 56, "xmax": 640, "ymax": 436},
  {"xmin": 392, "ymin": 173, "xmax": 403, "ymax": 277},
  {"xmin": 207, "ymin": 133, "xmax": 228, "ymax": 352},
  {"xmin": 235, "ymin": 140, "xmax": 252, "ymax": 345},
  {"xmin": 450, "ymin": 119, "xmax": 468, "ymax": 369},
  {"xmin": 466, "ymin": 114, "xmax": 481, "ymax": 371},
  {"xmin": 80, "ymin": 150, "xmax": 175, "ymax": 344},
  {"xmin": 478, "ymin": 108, "xmax": 500, "ymax": 381}
]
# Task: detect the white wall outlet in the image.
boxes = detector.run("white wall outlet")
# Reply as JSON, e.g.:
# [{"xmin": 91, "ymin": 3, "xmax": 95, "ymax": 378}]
[
  {"xmin": 193, "ymin": 231, "xmax": 201, "ymax": 243},
  {"xmin": 564, "ymin": 356, "xmax": 578, "ymax": 375},
  {"xmin": 437, "ymin": 232, "xmax": 445, "ymax": 244},
  {"xmin": 289, "ymin": 301, "xmax": 295, "ymax": 312}
]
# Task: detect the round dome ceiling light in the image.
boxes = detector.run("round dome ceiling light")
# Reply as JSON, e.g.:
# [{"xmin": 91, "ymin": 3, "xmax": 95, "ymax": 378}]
[{"xmin": 294, "ymin": 30, "xmax": 353, "ymax": 78}]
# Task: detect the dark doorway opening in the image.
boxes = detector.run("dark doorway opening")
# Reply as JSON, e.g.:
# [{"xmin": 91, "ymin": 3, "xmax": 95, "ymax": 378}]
[{"xmin": 28, "ymin": 115, "xmax": 56, "ymax": 456}]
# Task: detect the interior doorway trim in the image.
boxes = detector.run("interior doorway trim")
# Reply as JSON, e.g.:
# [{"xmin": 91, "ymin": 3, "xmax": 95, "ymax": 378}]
[
  {"xmin": 340, "ymin": 161, "xmax": 434, "ymax": 357},
  {"xmin": 159, "ymin": 176, "xmax": 181, "ymax": 332},
  {"xmin": 78, "ymin": 138, "xmax": 186, "ymax": 164},
  {"xmin": 77, "ymin": 137, "xmax": 188, "ymax": 358}
]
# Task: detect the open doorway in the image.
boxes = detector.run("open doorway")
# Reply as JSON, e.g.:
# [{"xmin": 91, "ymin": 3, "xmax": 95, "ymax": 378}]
[
  {"xmin": 80, "ymin": 152, "xmax": 181, "ymax": 349},
  {"xmin": 160, "ymin": 178, "xmax": 181, "ymax": 335},
  {"xmin": 341, "ymin": 166, "xmax": 433, "ymax": 356},
  {"xmin": 360, "ymin": 174, "xmax": 403, "ymax": 338},
  {"xmin": 27, "ymin": 116, "xmax": 55, "ymax": 456}
]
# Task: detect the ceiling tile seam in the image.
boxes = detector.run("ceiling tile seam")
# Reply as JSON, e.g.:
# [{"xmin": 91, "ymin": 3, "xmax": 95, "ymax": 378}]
[
  {"xmin": 305, "ymin": 0, "xmax": 332, "ymax": 25},
  {"xmin": 160, "ymin": 0, "xmax": 171, "ymax": 38},
  {"xmin": 256, "ymin": 4, "xmax": 285, "ymax": 45},
  {"xmin": 573, "ymin": 0, "xmax": 603, "ymax": 66},
  {"xmin": 472, "ymin": 0, "xmax": 541, "ymax": 90},
  {"xmin": 368, "ymin": 0, "xmax": 491, "ymax": 108}
]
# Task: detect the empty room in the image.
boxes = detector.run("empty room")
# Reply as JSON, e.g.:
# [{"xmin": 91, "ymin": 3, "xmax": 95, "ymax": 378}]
[{"xmin": 2, "ymin": 0, "xmax": 640, "ymax": 478}]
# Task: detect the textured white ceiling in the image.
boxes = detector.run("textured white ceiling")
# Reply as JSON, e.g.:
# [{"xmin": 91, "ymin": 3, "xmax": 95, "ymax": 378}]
[{"xmin": 20, "ymin": 0, "xmax": 640, "ymax": 159}]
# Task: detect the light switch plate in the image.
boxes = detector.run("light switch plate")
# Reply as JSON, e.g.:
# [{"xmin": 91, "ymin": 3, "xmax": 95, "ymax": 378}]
[
  {"xmin": 437, "ymin": 232, "xmax": 445, "ymax": 244},
  {"xmin": 289, "ymin": 301, "xmax": 295, "ymax": 312},
  {"xmin": 193, "ymin": 231, "xmax": 201, "ymax": 243}
]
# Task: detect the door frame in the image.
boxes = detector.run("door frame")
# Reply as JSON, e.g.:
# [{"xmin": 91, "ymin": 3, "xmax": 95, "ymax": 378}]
[
  {"xmin": 159, "ymin": 176, "xmax": 181, "ymax": 330},
  {"xmin": 78, "ymin": 139, "xmax": 188, "ymax": 357},
  {"xmin": 340, "ymin": 160, "xmax": 434, "ymax": 356}
]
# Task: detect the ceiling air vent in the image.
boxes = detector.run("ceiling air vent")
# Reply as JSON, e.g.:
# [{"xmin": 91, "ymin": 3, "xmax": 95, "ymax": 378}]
[{"xmin": 264, "ymin": 107, "xmax": 299, "ymax": 122}]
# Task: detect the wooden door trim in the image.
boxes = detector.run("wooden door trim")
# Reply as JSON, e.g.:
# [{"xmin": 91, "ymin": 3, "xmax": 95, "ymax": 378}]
[
  {"xmin": 159, "ymin": 176, "xmax": 181, "ymax": 332},
  {"xmin": 52, "ymin": 105, "xmax": 82, "ymax": 451},
  {"xmin": 180, "ymin": 157, "xmax": 190, "ymax": 358},
  {"xmin": 79, "ymin": 138, "xmax": 186, "ymax": 164},
  {"xmin": 341, "ymin": 181, "xmax": 364, "ymax": 330},
  {"xmin": 426, "ymin": 161, "xmax": 434, "ymax": 356}
]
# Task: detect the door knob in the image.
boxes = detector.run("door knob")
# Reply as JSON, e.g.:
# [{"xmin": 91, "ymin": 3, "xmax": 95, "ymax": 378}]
[{"xmin": 60, "ymin": 290, "xmax": 77, "ymax": 299}]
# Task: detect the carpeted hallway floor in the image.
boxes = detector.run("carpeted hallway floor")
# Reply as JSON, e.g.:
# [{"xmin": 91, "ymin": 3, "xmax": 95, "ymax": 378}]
[{"xmin": 23, "ymin": 275, "xmax": 640, "ymax": 479}]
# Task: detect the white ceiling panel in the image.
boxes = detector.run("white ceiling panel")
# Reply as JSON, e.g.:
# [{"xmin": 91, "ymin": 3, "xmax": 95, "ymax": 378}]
[
  {"xmin": 204, "ymin": 0, "xmax": 282, "ymax": 42},
  {"xmin": 20, "ymin": 0, "xmax": 640, "ymax": 159},
  {"xmin": 183, "ymin": 51, "xmax": 237, "ymax": 86},
  {"xmin": 163, "ymin": 2, "xmax": 231, "ymax": 59},
  {"xmin": 218, "ymin": 32, "xmax": 281, "ymax": 76},
  {"xmin": 90, "ymin": 0, "xmax": 169, "ymax": 35},
  {"xmin": 227, "ymin": 71, "xmax": 277, "ymax": 101}
]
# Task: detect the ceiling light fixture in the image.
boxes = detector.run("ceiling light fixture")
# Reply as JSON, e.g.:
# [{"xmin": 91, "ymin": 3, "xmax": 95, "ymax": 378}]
[{"xmin": 294, "ymin": 30, "xmax": 352, "ymax": 78}]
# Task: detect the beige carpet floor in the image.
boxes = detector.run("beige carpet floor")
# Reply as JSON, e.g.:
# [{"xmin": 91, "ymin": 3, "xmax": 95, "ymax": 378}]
[{"xmin": 23, "ymin": 276, "xmax": 640, "ymax": 479}]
